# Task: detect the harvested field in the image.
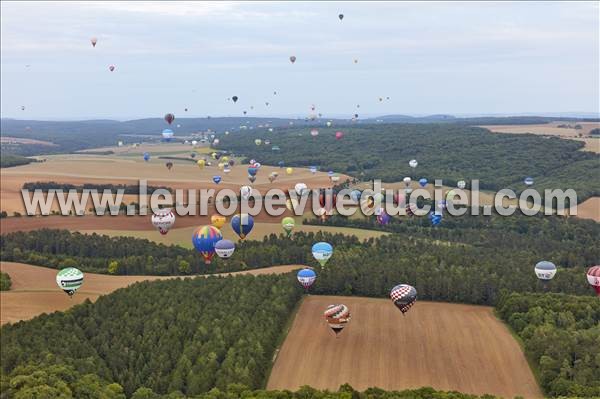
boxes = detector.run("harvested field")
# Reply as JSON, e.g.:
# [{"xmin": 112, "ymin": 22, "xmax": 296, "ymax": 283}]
[
  {"xmin": 0, "ymin": 262, "xmax": 302, "ymax": 325},
  {"xmin": 480, "ymin": 122, "xmax": 600, "ymax": 153},
  {"xmin": 267, "ymin": 295, "xmax": 543, "ymax": 399},
  {"xmin": 0, "ymin": 136, "xmax": 57, "ymax": 146},
  {"xmin": 571, "ymin": 196, "xmax": 600, "ymax": 222}
]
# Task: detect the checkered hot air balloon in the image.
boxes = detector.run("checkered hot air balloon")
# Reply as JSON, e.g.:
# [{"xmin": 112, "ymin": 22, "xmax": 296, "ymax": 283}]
[
  {"xmin": 192, "ymin": 225, "xmax": 223, "ymax": 264},
  {"xmin": 390, "ymin": 284, "xmax": 417, "ymax": 315},
  {"xmin": 587, "ymin": 266, "xmax": 600, "ymax": 296},
  {"xmin": 324, "ymin": 304, "xmax": 350, "ymax": 337},
  {"xmin": 297, "ymin": 268, "xmax": 316, "ymax": 290},
  {"xmin": 56, "ymin": 267, "xmax": 84, "ymax": 297}
]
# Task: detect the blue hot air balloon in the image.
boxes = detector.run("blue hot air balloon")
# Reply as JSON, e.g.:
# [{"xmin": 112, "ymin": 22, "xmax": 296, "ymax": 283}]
[
  {"xmin": 312, "ymin": 242, "xmax": 333, "ymax": 267},
  {"xmin": 429, "ymin": 212, "xmax": 442, "ymax": 226},
  {"xmin": 213, "ymin": 175, "xmax": 222, "ymax": 184},
  {"xmin": 192, "ymin": 225, "xmax": 223, "ymax": 264},
  {"xmin": 143, "ymin": 152, "xmax": 150, "ymax": 162},
  {"xmin": 248, "ymin": 166, "xmax": 258, "ymax": 176},
  {"xmin": 419, "ymin": 178, "xmax": 428, "ymax": 187},
  {"xmin": 231, "ymin": 213, "xmax": 254, "ymax": 239},
  {"xmin": 297, "ymin": 268, "xmax": 317, "ymax": 290},
  {"xmin": 278, "ymin": 161, "xmax": 285, "ymax": 168},
  {"xmin": 350, "ymin": 189, "xmax": 362, "ymax": 203}
]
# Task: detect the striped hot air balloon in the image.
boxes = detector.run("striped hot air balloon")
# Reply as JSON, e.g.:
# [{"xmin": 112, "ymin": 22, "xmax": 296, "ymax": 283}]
[
  {"xmin": 192, "ymin": 225, "xmax": 223, "ymax": 264},
  {"xmin": 297, "ymin": 268, "xmax": 316, "ymax": 290},
  {"xmin": 587, "ymin": 266, "xmax": 600, "ymax": 296},
  {"xmin": 324, "ymin": 304, "xmax": 351, "ymax": 337},
  {"xmin": 390, "ymin": 284, "xmax": 417, "ymax": 315},
  {"xmin": 56, "ymin": 267, "xmax": 84, "ymax": 297}
]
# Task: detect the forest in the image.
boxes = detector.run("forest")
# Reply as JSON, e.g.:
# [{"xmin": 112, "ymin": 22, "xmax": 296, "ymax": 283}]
[
  {"xmin": 0, "ymin": 271, "xmax": 11, "ymax": 291},
  {"xmin": 497, "ymin": 292, "xmax": 600, "ymax": 397},
  {"xmin": 0, "ymin": 153, "xmax": 34, "ymax": 168},
  {"xmin": 218, "ymin": 124, "xmax": 600, "ymax": 202}
]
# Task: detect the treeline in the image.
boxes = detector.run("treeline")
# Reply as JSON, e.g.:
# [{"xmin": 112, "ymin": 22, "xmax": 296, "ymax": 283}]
[
  {"xmin": 218, "ymin": 124, "xmax": 599, "ymax": 201},
  {"xmin": 497, "ymin": 293, "xmax": 600, "ymax": 397},
  {"xmin": 0, "ymin": 272, "xmax": 11, "ymax": 291},
  {"xmin": 0, "ymin": 229, "xmax": 361, "ymax": 276},
  {"xmin": 0, "ymin": 153, "xmax": 34, "ymax": 168},
  {"xmin": 1, "ymin": 274, "xmax": 303, "ymax": 397},
  {"xmin": 0, "ymin": 360, "xmax": 507, "ymax": 399},
  {"xmin": 22, "ymin": 181, "xmax": 173, "ymax": 194}
]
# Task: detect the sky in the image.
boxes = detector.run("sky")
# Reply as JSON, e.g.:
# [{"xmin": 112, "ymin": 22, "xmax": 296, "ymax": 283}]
[{"xmin": 1, "ymin": 1, "xmax": 599, "ymax": 120}]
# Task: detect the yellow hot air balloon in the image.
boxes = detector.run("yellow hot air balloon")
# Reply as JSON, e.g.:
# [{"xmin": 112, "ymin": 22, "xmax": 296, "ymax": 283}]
[
  {"xmin": 197, "ymin": 159, "xmax": 205, "ymax": 168},
  {"xmin": 218, "ymin": 162, "xmax": 225, "ymax": 170},
  {"xmin": 211, "ymin": 214, "xmax": 226, "ymax": 229},
  {"xmin": 211, "ymin": 152, "xmax": 218, "ymax": 160},
  {"xmin": 286, "ymin": 167, "xmax": 293, "ymax": 175},
  {"xmin": 222, "ymin": 156, "xmax": 229, "ymax": 162}
]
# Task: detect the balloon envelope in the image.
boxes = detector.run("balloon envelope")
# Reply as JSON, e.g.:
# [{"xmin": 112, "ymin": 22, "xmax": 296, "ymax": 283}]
[
  {"xmin": 587, "ymin": 266, "xmax": 600, "ymax": 296},
  {"xmin": 281, "ymin": 217, "xmax": 295, "ymax": 236},
  {"xmin": 390, "ymin": 284, "xmax": 417, "ymax": 314},
  {"xmin": 152, "ymin": 208, "xmax": 175, "ymax": 235},
  {"xmin": 192, "ymin": 225, "xmax": 223, "ymax": 264},
  {"xmin": 324, "ymin": 304, "xmax": 350, "ymax": 336},
  {"xmin": 312, "ymin": 242, "xmax": 333, "ymax": 267},
  {"xmin": 231, "ymin": 214, "xmax": 254, "ymax": 239},
  {"xmin": 212, "ymin": 175, "xmax": 222, "ymax": 184},
  {"xmin": 164, "ymin": 113, "xmax": 175, "ymax": 124},
  {"xmin": 535, "ymin": 261, "xmax": 557, "ymax": 281},
  {"xmin": 56, "ymin": 267, "xmax": 84, "ymax": 296},
  {"xmin": 211, "ymin": 214, "xmax": 226, "ymax": 229},
  {"xmin": 215, "ymin": 239, "xmax": 235, "ymax": 258},
  {"xmin": 297, "ymin": 268, "xmax": 316, "ymax": 289}
]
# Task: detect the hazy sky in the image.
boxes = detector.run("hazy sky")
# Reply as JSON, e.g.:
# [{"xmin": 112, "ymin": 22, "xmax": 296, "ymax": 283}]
[{"xmin": 1, "ymin": 1, "xmax": 599, "ymax": 120}]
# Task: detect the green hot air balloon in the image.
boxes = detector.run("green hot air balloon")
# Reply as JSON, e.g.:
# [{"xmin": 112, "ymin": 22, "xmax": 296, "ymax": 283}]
[{"xmin": 281, "ymin": 217, "xmax": 295, "ymax": 237}]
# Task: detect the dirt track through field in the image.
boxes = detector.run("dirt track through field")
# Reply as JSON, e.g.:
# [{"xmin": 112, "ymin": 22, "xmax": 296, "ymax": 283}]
[
  {"xmin": 267, "ymin": 295, "xmax": 543, "ymax": 398},
  {"xmin": 0, "ymin": 262, "xmax": 302, "ymax": 325}
]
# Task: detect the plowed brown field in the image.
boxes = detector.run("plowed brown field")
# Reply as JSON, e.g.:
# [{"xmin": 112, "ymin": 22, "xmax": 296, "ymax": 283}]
[{"xmin": 267, "ymin": 295, "xmax": 543, "ymax": 398}]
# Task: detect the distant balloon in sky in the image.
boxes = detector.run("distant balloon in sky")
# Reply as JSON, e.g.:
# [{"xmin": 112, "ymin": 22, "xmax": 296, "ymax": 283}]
[
  {"xmin": 90, "ymin": 37, "xmax": 98, "ymax": 47},
  {"xmin": 164, "ymin": 113, "xmax": 175, "ymax": 125},
  {"xmin": 289, "ymin": 55, "xmax": 296, "ymax": 64},
  {"xmin": 338, "ymin": 13, "xmax": 344, "ymax": 21},
  {"xmin": 311, "ymin": 129, "xmax": 319, "ymax": 137},
  {"xmin": 232, "ymin": 96, "xmax": 238, "ymax": 103},
  {"xmin": 108, "ymin": 64, "xmax": 115, "ymax": 72},
  {"xmin": 326, "ymin": 121, "xmax": 332, "ymax": 127}
]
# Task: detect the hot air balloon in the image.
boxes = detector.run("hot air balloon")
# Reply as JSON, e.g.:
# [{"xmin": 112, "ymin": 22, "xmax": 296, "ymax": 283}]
[
  {"xmin": 338, "ymin": 13, "xmax": 344, "ymax": 21},
  {"xmin": 240, "ymin": 185, "xmax": 253, "ymax": 200},
  {"xmin": 211, "ymin": 214, "xmax": 226, "ymax": 229},
  {"xmin": 331, "ymin": 173, "xmax": 340, "ymax": 183},
  {"xmin": 376, "ymin": 209, "xmax": 391, "ymax": 225},
  {"xmin": 212, "ymin": 175, "xmax": 222, "ymax": 184},
  {"xmin": 143, "ymin": 152, "xmax": 150, "ymax": 162},
  {"xmin": 232, "ymin": 96, "xmax": 238, "ymax": 103},
  {"xmin": 312, "ymin": 242, "xmax": 333, "ymax": 267},
  {"xmin": 281, "ymin": 217, "xmax": 295, "ymax": 237},
  {"xmin": 192, "ymin": 225, "xmax": 223, "ymax": 264},
  {"xmin": 254, "ymin": 139, "xmax": 262, "ymax": 146},
  {"xmin": 151, "ymin": 208, "xmax": 175, "ymax": 235},
  {"xmin": 409, "ymin": 159, "xmax": 418, "ymax": 168},
  {"xmin": 586, "ymin": 266, "xmax": 600, "ymax": 296},
  {"xmin": 56, "ymin": 267, "xmax": 84, "ymax": 297},
  {"xmin": 213, "ymin": 138, "xmax": 220, "ymax": 145},
  {"xmin": 162, "ymin": 129, "xmax": 174, "ymax": 141},
  {"xmin": 248, "ymin": 175, "xmax": 257, "ymax": 183},
  {"xmin": 457, "ymin": 180, "xmax": 466, "ymax": 189},
  {"xmin": 429, "ymin": 212, "xmax": 442, "ymax": 226},
  {"xmin": 403, "ymin": 177, "xmax": 412, "ymax": 187},
  {"xmin": 278, "ymin": 160, "xmax": 285, "ymax": 168},
  {"xmin": 197, "ymin": 159, "xmax": 205, "ymax": 168},
  {"xmin": 295, "ymin": 183, "xmax": 308, "ymax": 196},
  {"xmin": 354, "ymin": 59, "xmax": 358, "ymax": 64},
  {"xmin": 215, "ymin": 239, "xmax": 235, "ymax": 259},
  {"xmin": 390, "ymin": 284, "xmax": 417, "ymax": 315},
  {"xmin": 311, "ymin": 129, "xmax": 319, "ymax": 137},
  {"xmin": 535, "ymin": 261, "xmax": 557, "ymax": 283},
  {"xmin": 248, "ymin": 165, "xmax": 258, "ymax": 177},
  {"xmin": 289, "ymin": 56, "xmax": 296, "ymax": 64},
  {"xmin": 524, "ymin": 177, "xmax": 534, "ymax": 186},
  {"xmin": 324, "ymin": 304, "xmax": 350, "ymax": 337},
  {"xmin": 184, "ymin": 108, "xmax": 188, "ymax": 112},
  {"xmin": 231, "ymin": 213, "xmax": 254, "ymax": 239},
  {"xmin": 335, "ymin": 131, "xmax": 344, "ymax": 140},
  {"xmin": 165, "ymin": 161, "xmax": 173, "ymax": 171},
  {"xmin": 419, "ymin": 178, "xmax": 428, "ymax": 187},
  {"xmin": 286, "ymin": 167, "xmax": 293, "ymax": 175},
  {"xmin": 268, "ymin": 173, "xmax": 277, "ymax": 183},
  {"xmin": 350, "ymin": 189, "xmax": 362, "ymax": 203},
  {"xmin": 90, "ymin": 37, "xmax": 98, "ymax": 47},
  {"xmin": 297, "ymin": 268, "xmax": 316, "ymax": 290},
  {"xmin": 108, "ymin": 64, "xmax": 115, "ymax": 72},
  {"xmin": 309, "ymin": 166, "xmax": 318, "ymax": 174},
  {"xmin": 326, "ymin": 121, "xmax": 332, "ymax": 127},
  {"xmin": 164, "ymin": 113, "xmax": 175, "ymax": 125}
]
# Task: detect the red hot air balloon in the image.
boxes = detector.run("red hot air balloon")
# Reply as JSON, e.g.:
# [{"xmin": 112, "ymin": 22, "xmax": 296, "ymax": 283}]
[
  {"xmin": 587, "ymin": 266, "xmax": 600, "ymax": 296},
  {"xmin": 335, "ymin": 131, "xmax": 344, "ymax": 140},
  {"xmin": 164, "ymin": 113, "xmax": 175, "ymax": 125}
]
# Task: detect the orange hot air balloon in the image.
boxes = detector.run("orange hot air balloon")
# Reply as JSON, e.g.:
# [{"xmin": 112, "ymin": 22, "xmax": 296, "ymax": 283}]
[{"xmin": 211, "ymin": 215, "xmax": 226, "ymax": 229}]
